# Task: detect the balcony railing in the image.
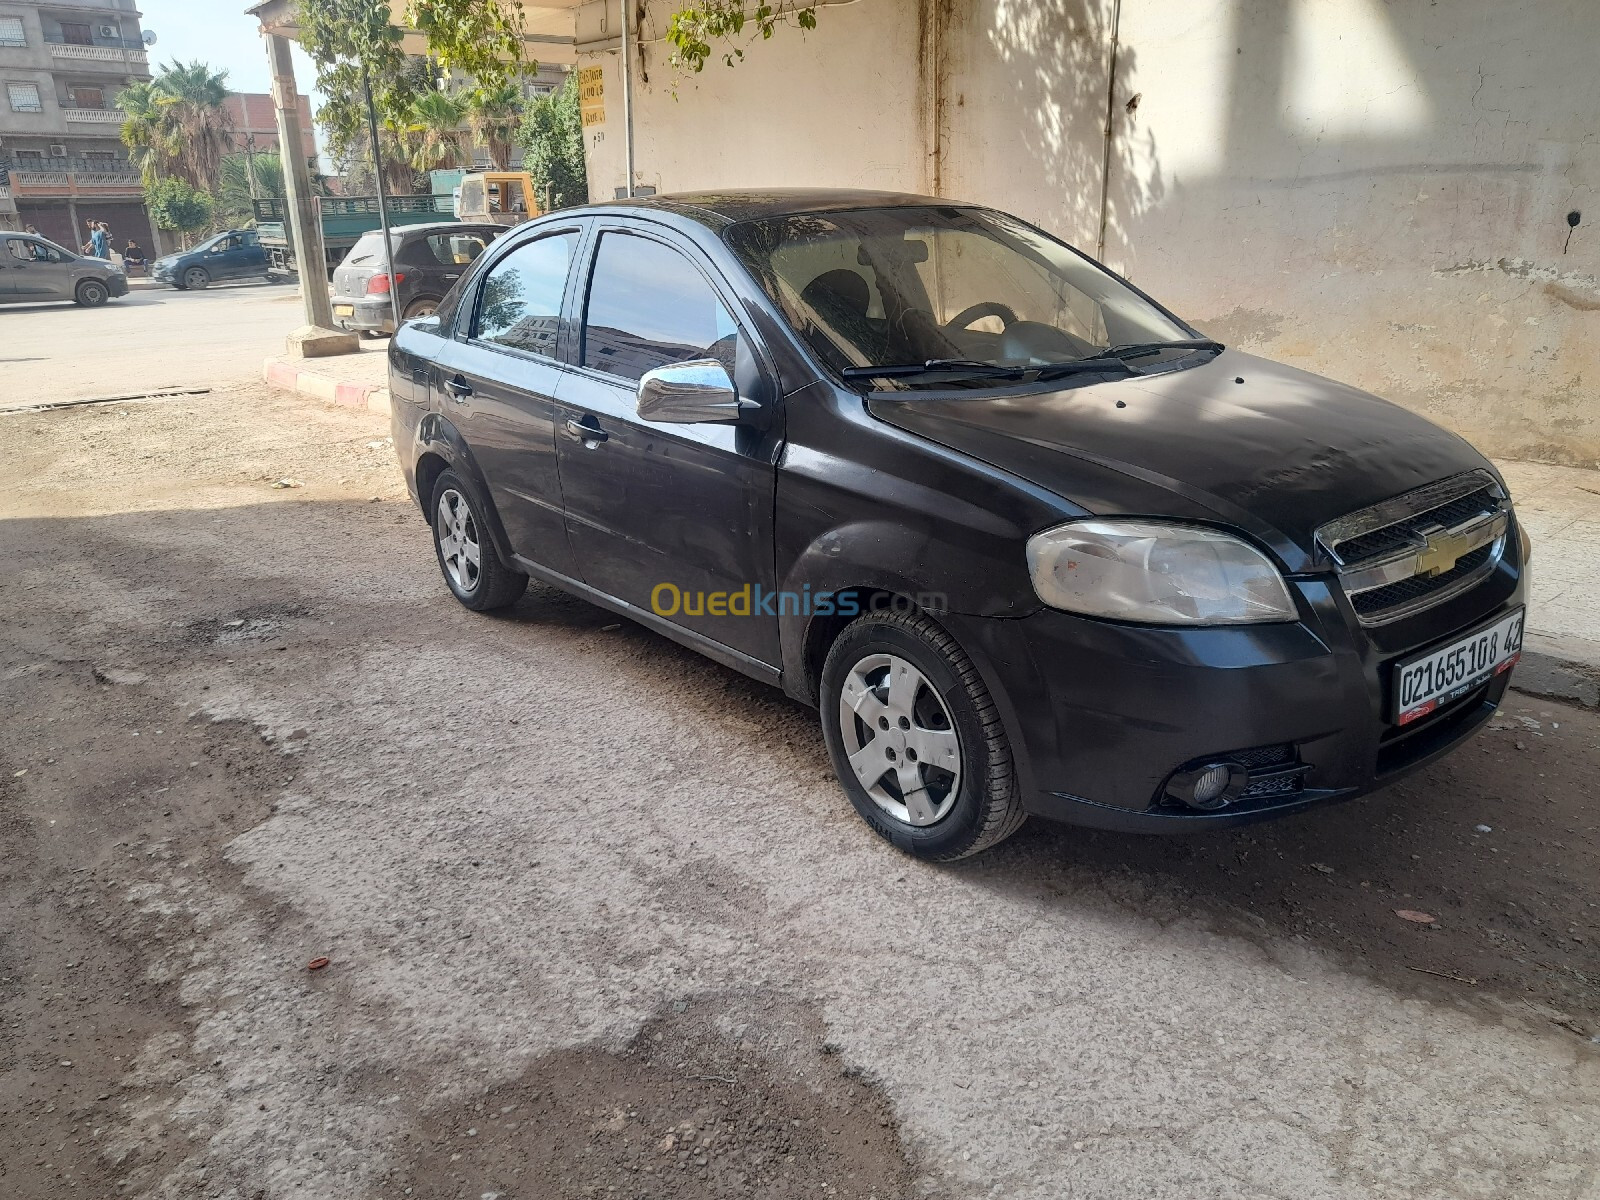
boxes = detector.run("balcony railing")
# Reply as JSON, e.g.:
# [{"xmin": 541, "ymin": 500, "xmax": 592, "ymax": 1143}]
[
  {"xmin": 5, "ymin": 164, "xmax": 142, "ymax": 195},
  {"xmin": 45, "ymin": 34, "xmax": 147, "ymax": 50},
  {"xmin": 46, "ymin": 38, "xmax": 149, "ymax": 66},
  {"xmin": 60, "ymin": 100, "xmax": 125, "ymax": 123}
]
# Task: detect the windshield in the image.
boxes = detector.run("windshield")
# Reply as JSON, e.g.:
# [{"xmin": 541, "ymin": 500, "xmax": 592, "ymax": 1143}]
[{"xmin": 724, "ymin": 205, "xmax": 1193, "ymax": 387}]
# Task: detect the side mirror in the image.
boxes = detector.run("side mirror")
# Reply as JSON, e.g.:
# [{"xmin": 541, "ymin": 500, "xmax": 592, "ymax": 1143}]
[{"xmin": 637, "ymin": 359, "xmax": 756, "ymax": 424}]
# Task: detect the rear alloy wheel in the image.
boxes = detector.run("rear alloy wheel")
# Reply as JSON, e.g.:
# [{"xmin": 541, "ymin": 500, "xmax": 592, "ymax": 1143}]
[
  {"xmin": 75, "ymin": 279, "xmax": 109, "ymax": 307},
  {"xmin": 821, "ymin": 608, "xmax": 1027, "ymax": 860},
  {"xmin": 183, "ymin": 266, "xmax": 210, "ymax": 291},
  {"xmin": 402, "ymin": 297, "xmax": 439, "ymax": 321},
  {"xmin": 430, "ymin": 470, "xmax": 527, "ymax": 612}
]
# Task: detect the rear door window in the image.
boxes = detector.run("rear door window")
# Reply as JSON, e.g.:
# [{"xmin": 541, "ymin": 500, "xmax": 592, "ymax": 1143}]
[
  {"xmin": 471, "ymin": 231, "xmax": 578, "ymax": 358},
  {"xmin": 580, "ymin": 232, "xmax": 740, "ymax": 382}
]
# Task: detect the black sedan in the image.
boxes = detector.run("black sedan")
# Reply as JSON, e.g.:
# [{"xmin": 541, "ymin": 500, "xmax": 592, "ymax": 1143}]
[
  {"xmin": 388, "ymin": 190, "xmax": 1528, "ymax": 859},
  {"xmin": 332, "ymin": 222, "xmax": 504, "ymax": 335}
]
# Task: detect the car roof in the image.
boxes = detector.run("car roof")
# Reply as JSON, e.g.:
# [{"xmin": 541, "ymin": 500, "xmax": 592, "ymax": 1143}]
[
  {"xmin": 369, "ymin": 221, "xmax": 505, "ymax": 239},
  {"xmin": 584, "ymin": 188, "xmax": 952, "ymax": 230}
]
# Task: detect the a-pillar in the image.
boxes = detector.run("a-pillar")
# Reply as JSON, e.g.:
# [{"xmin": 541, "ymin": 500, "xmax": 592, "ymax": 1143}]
[{"xmin": 265, "ymin": 30, "xmax": 356, "ymax": 357}]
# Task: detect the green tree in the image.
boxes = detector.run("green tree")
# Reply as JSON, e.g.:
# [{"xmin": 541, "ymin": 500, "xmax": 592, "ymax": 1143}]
[
  {"xmin": 151, "ymin": 60, "xmax": 234, "ymax": 189},
  {"xmin": 519, "ymin": 73, "xmax": 586, "ymax": 210},
  {"xmin": 216, "ymin": 150, "xmax": 330, "ymax": 227},
  {"xmin": 117, "ymin": 80, "xmax": 180, "ymax": 186},
  {"xmin": 666, "ymin": 1, "xmax": 818, "ymax": 72},
  {"xmin": 145, "ymin": 177, "xmax": 215, "ymax": 244},
  {"xmin": 467, "ymin": 81, "xmax": 523, "ymax": 171},
  {"xmin": 404, "ymin": 88, "xmax": 472, "ymax": 172}
]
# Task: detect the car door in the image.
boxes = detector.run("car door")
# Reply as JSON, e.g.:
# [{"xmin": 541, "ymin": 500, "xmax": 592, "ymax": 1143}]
[
  {"xmin": 4, "ymin": 236, "xmax": 73, "ymax": 299},
  {"xmin": 0, "ymin": 236, "xmax": 23, "ymax": 298},
  {"xmin": 239, "ymin": 231, "xmax": 267, "ymax": 276},
  {"xmin": 555, "ymin": 224, "xmax": 782, "ymax": 666},
  {"xmin": 214, "ymin": 234, "xmax": 249, "ymax": 280},
  {"xmin": 424, "ymin": 221, "xmax": 586, "ymax": 579}
]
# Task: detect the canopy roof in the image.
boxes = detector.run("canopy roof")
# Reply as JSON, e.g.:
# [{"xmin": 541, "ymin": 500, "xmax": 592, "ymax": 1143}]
[{"xmin": 246, "ymin": 0, "xmax": 580, "ymax": 66}]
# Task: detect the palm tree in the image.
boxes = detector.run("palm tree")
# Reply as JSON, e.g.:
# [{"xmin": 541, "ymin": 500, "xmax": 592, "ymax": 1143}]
[
  {"xmin": 152, "ymin": 60, "xmax": 234, "ymax": 190},
  {"xmin": 467, "ymin": 82, "xmax": 523, "ymax": 171},
  {"xmin": 116, "ymin": 80, "xmax": 180, "ymax": 185},
  {"xmin": 217, "ymin": 148, "xmax": 329, "ymax": 225},
  {"xmin": 403, "ymin": 88, "xmax": 471, "ymax": 173}
]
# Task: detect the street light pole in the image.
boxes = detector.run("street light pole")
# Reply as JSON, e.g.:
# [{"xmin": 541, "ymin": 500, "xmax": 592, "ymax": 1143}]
[{"xmin": 362, "ymin": 65, "xmax": 401, "ymax": 335}]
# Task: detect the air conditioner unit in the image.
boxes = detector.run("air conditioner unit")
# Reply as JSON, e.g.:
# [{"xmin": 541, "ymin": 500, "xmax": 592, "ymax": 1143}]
[
  {"xmin": 49, "ymin": 144, "xmax": 67, "ymax": 157},
  {"xmin": 98, "ymin": 24, "xmax": 117, "ymax": 38}
]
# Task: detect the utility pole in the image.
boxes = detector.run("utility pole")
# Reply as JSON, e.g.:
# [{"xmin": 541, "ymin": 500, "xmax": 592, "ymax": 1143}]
[
  {"xmin": 362, "ymin": 66, "xmax": 401, "ymax": 334},
  {"xmin": 263, "ymin": 26, "xmax": 351, "ymax": 354},
  {"xmin": 620, "ymin": 0, "xmax": 635, "ymax": 197}
]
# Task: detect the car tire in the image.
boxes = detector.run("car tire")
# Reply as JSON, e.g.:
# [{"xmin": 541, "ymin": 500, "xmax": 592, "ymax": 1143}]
[
  {"xmin": 75, "ymin": 279, "xmax": 110, "ymax": 308},
  {"xmin": 402, "ymin": 297, "xmax": 440, "ymax": 321},
  {"xmin": 183, "ymin": 266, "xmax": 210, "ymax": 291},
  {"xmin": 429, "ymin": 470, "xmax": 527, "ymax": 612},
  {"xmin": 820, "ymin": 607, "xmax": 1027, "ymax": 860}
]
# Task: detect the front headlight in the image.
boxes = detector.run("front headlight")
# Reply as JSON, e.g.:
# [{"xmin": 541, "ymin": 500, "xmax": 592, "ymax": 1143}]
[{"xmin": 1026, "ymin": 520, "xmax": 1296, "ymax": 625}]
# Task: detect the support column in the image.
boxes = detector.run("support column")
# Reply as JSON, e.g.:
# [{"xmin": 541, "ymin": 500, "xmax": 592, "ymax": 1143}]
[{"xmin": 265, "ymin": 30, "xmax": 356, "ymax": 356}]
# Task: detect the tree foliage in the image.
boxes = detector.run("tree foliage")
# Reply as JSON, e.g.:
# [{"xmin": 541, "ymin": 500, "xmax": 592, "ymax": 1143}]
[
  {"xmin": 117, "ymin": 61, "xmax": 234, "ymax": 190},
  {"xmin": 403, "ymin": 88, "xmax": 472, "ymax": 171},
  {"xmin": 518, "ymin": 72, "xmax": 586, "ymax": 210},
  {"xmin": 144, "ymin": 176, "xmax": 215, "ymax": 234},
  {"xmin": 666, "ymin": 1, "xmax": 818, "ymax": 72},
  {"xmin": 216, "ymin": 150, "xmax": 330, "ymax": 227},
  {"xmin": 467, "ymin": 81, "xmax": 524, "ymax": 172}
]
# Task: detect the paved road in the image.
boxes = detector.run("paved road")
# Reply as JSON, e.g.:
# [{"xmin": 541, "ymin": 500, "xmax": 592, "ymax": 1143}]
[
  {"xmin": 2, "ymin": 367, "xmax": 1597, "ymax": 1198},
  {"xmin": 0, "ymin": 281, "xmax": 314, "ymax": 409}
]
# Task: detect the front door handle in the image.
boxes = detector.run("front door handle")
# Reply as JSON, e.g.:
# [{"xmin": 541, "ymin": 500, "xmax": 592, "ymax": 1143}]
[
  {"xmin": 562, "ymin": 416, "xmax": 608, "ymax": 445},
  {"xmin": 445, "ymin": 375, "xmax": 473, "ymax": 402}
]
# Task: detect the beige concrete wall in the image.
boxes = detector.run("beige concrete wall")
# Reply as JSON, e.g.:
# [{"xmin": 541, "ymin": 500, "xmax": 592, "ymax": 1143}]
[{"xmin": 575, "ymin": 0, "xmax": 1600, "ymax": 467}]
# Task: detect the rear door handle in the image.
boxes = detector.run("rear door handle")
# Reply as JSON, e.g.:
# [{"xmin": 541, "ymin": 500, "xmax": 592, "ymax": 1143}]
[
  {"xmin": 563, "ymin": 415, "xmax": 608, "ymax": 445},
  {"xmin": 445, "ymin": 375, "xmax": 473, "ymax": 401}
]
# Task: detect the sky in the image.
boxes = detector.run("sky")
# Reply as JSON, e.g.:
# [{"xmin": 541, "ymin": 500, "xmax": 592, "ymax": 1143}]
[{"xmin": 137, "ymin": 0, "xmax": 326, "ymax": 139}]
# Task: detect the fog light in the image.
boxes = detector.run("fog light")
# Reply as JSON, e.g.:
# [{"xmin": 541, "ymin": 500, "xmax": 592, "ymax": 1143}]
[
  {"xmin": 1191, "ymin": 764, "xmax": 1232, "ymax": 806},
  {"xmin": 1164, "ymin": 760, "xmax": 1249, "ymax": 811}
]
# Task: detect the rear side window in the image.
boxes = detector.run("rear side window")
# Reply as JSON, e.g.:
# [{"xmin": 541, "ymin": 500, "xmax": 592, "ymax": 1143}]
[
  {"xmin": 581, "ymin": 233, "xmax": 739, "ymax": 382},
  {"xmin": 347, "ymin": 231, "xmax": 390, "ymax": 266},
  {"xmin": 472, "ymin": 231, "xmax": 578, "ymax": 357},
  {"xmin": 408, "ymin": 232, "xmax": 491, "ymax": 267}
]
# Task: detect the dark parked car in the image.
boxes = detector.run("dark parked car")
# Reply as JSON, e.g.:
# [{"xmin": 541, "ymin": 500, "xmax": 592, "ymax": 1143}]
[
  {"xmin": 0, "ymin": 231, "xmax": 127, "ymax": 306},
  {"xmin": 389, "ymin": 190, "xmax": 1528, "ymax": 859},
  {"xmin": 151, "ymin": 230, "xmax": 269, "ymax": 291},
  {"xmin": 332, "ymin": 222, "xmax": 503, "ymax": 335}
]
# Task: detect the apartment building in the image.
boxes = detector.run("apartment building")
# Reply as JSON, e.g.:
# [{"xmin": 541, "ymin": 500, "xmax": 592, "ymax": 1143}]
[
  {"xmin": 0, "ymin": 0, "xmax": 154, "ymax": 246},
  {"xmin": 222, "ymin": 90, "xmax": 316, "ymax": 162}
]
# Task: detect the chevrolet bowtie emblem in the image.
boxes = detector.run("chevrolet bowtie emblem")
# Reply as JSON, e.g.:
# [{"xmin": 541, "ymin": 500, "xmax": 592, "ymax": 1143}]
[{"xmin": 1414, "ymin": 525, "xmax": 1475, "ymax": 577}]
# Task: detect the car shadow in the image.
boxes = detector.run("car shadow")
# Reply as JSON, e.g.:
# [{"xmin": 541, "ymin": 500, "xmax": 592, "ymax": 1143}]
[{"xmin": 499, "ymin": 579, "xmax": 1600, "ymax": 1036}]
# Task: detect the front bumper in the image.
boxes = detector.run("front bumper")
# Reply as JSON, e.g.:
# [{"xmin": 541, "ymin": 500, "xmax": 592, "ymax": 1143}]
[
  {"xmin": 946, "ymin": 534, "xmax": 1527, "ymax": 833},
  {"xmin": 152, "ymin": 263, "xmax": 177, "ymax": 287},
  {"xmin": 106, "ymin": 273, "xmax": 128, "ymax": 297},
  {"xmin": 332, "ymin": 297, "xmax": 394, "ymax": 334}
]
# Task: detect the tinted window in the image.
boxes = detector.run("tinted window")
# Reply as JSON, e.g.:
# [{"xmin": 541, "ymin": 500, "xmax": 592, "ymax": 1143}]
[
  {"xmin": 406, "ymin": 232, "xmax": 492, "ymax": 267},
  {"xmin": 473, "ymin": 231, "xmax": 577, "ymax": 357},
  {"xmin": 582, "ymin": 233, "xmax": 739, "ymax": 382},
  {"xmin": 5, "ymin": 238, "xmax": 34, "ymax": 263}
]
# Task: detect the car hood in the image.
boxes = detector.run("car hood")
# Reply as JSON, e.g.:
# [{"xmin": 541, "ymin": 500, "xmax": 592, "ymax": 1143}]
[{"xmin": 865, "ymin": 349, "xmax": 1495, "ymax": 571}]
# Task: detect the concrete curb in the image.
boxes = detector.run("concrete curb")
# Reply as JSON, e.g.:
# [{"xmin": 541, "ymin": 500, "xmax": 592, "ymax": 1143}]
[
  {"xmin": 1514, "ymin": 632, "xmax": 1600, "ymax": 708},
  {"xmin": 263, "ymin": 357, "xmax": 392, "ymax": 418}
]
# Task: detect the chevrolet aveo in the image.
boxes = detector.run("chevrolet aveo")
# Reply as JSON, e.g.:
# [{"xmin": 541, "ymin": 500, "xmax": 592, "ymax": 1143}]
[{"xmin": 389, "ymin": 190, "xmax": 1528, "ymax": 860}]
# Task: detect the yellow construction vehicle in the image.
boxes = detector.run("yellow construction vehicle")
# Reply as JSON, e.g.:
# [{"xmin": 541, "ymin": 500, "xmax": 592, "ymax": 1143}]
[{"xmin": 455, "ymin": 171, "xmax": 543, "ymax": 226}]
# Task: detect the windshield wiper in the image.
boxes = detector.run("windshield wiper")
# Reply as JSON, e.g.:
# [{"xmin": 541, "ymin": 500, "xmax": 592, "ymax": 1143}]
[
  {"xmin": 841, "ymin": 355, "xmax": 1136, "ymax": 382},
  {"xmin": 1104, "ymin": 338, "xmax": 1224, "ymax": 361}
]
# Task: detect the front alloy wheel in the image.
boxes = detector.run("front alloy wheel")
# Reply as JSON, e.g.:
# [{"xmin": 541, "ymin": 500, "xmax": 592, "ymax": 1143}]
[
  {"xmin": 820, "ymin": 608, "xmax": 1027, "ymax": 860},
  {"xmin": 838, "ymin": 653, "xmax": 963, "ymax": 827}
]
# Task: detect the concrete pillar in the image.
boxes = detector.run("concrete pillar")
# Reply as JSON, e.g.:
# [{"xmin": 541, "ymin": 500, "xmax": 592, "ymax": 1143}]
[{"xmin": 265, "ymin": 30, "xmax": 355, "ymax": 356}]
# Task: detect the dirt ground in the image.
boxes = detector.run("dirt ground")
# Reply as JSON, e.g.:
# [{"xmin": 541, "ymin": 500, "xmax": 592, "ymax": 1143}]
[{"xmin": 2, "ymin": 382, "xmax": 1597, "ymax": 1200}]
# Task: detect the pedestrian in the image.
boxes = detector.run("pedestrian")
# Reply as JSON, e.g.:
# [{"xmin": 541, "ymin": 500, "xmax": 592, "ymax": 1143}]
[
  {"xmin": 122, "ymin": 239, "xmax": 147, "ymax": 275},
  {"xmin": 90, "ymin": 221, "xmax": 109, "ymax": 259},
  {"xmin": 24, "ymin": 223, "xmax": 39, "ymax": 236}
]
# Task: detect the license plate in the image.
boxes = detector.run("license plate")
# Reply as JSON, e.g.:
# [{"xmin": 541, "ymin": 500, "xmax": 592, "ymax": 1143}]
[
  {"xmin": 1393, "ymin": 607, "xmax": 1523, "ymax": 725},
  {"xmin": 334, "ymin": 304, "xmax": 355, "ymax": 317}
]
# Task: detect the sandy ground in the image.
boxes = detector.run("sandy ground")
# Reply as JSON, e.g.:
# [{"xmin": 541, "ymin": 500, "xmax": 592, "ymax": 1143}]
[{"xmin": 1, "ymin": 381, "xmax": 1598, "ymax": 1200}]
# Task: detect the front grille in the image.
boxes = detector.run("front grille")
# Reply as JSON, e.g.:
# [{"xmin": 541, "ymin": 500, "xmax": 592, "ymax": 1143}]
[
  {"xmin": 1239, "ymin": 772, "xmax": 1302, "ymax": 800},
  {"xmin": 1317, "ymin": 472, "xmax": 1509, "ymax": 625},
  {"xmin": 1350, "ymin": 543, "xmax": 1494, "ymax": 616},
  {"xmin": 1332, "ymin": 485, "xmax": 1500, "ymax": 563}
]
